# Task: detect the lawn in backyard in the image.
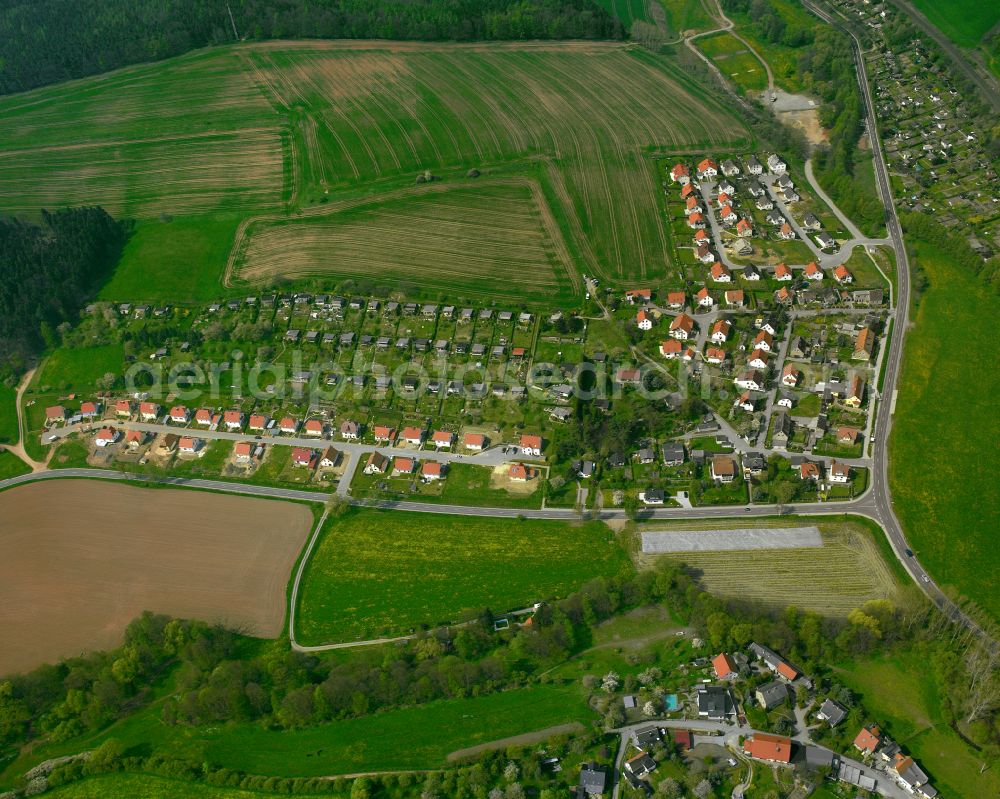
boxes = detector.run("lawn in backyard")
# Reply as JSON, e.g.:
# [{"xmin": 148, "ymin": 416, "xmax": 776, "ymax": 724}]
[
  {"xmin": 836, "ymin": 647, "xmax": 1000, "ymax": 799},
  {"xmin": 889, "ymin": 243, "xmax": 1000, "ymax": 618},
  {"xmin": 295, "ymin": 508, "xmax": 632, "ymax": 643}
]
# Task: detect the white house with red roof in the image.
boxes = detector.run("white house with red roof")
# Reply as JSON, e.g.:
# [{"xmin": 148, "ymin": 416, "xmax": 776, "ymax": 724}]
[
  {"xmin": 666, "ymin": 291, "xmax": 686, "ymax": 309},
  {"xmin": 748, "ymin": 349, "xmax": 769, "ymax": 370},
  {"xmin": 660, "ymin": 339, "xmax": 683, "ymax": 359},
  {"xmin": 195, "ymin": 408, "xmax": 213, "ymax": 426},
  {"xmin": 804, "ymin": 261, "xmax": 824, "ymax": 281},
  {"xmin": 520, "ymin": 434, "xmax": 543, "ymax": 457},
  {"xmin": 94, "ymin": 427, "xmax": 119, "ymax": 447},
  {"xmin": 696, "ymin": 287, "xmax": 714, "ymax": 307},
  {"xmin": 774, "ymin": 263, "xmax": 792, "ymax": 281},
  {"xmin": 223, "ymin": 410, "xmax": 243, "ymax": 430},
  {"xmin": 279, "ymin": 417, "xmax": 299, "ymax": 434},
  {"xmin": 421, "ymin": 461, "xmax": 446, "ymax": 480},
  {"xmin": 781, "ymin": 364, "xmax": 800, "ymax": 387},
  {"xmin": 725, "ymin": 289, "xmax": 744, "ymax": 306},
  {"xmin": 710, "ymin": 262, "xmax": 731, "ymax": 282},
  {"xmin": 248, "ymin": 414, "xmax": 268, "ymax": 431},
  {"xmin": 636, "ymin": 310, "xmax": 653, "ymax": 330},
  {"xmin": 178, "ymin": 436, "xmax": 202, "ymax": 454},
  {"xmin": 753, "ymin": 330, "xmax": 775, "ymax": 352},
  {"xmin": 373, "ymin": 425, "xmax": 395, "ymax": 443},
  {"xmin": 402, "ymin": 426, "xmax": 425, "ymax": 446},
  {"xmin": 710, "ymin": 319, "xmax": 732, "ymax": 343},
  {"xmin": 687, "ymin": 211, "xmax": 706, "ymax": 229},
  {"xmin": 833, "ymin": 265, "xmax": 853, "ymax": 283},
  {"xmin": 719, "ymin": 204, "xmax": 737, "ymax": 224},
  {"xmin": 669, "ymin": 163, "xmax": 690, "ymax": 184},
  {"xmin": 291, "ymin": 447, "xmax": 317, "ymax": 468},
  {"xmin": 303, "ymin": 419, "xmax": 324, "ymax": 436},
  {"xmin": 431, "ymin": 430, "xmax": 454, "ymax": 448},
  {"xmin": 80, "ymin": 401, "xmax": 100, "ymax": 418},
  {"xmin": 669, "ymin": 313, "xmax": 695, "ymax": 340},
  {"xmin": 115, "ymin": 400, "xmax": 133, "ymax": 417},
  {"xmin": 169, "ymin": 405, "xmax": 190, "ymax": 424},
  {"xmin": 696, "ymin": 158, "xmax": 718, "ymax": 179},
  {"xmin": 463, "ymin": 432, "xmax": 486, "ymax": 451},
  {"xmin": 705, "ymin": 347, "xmax": 726, "ymax": 365}
]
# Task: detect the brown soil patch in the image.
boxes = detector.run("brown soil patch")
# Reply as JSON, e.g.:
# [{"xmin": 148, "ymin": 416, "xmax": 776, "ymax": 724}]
[
  {"xmin": 0, "ymin": 480, "xmax": 312, "ymax": 676},
  {"xmin": 777, "ymin": 109, "xmax": 828, "ymax": 146}
]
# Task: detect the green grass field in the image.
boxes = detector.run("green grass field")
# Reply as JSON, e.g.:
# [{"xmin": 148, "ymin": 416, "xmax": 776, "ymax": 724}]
[
  {"xmin": 909, "ymin": 0, "xmax": 1000, "ymax": 48},
  {"xmin": 0, "ymin": 449, "xmax": 31, "ymax": 479},
  {"xmin": 837, "ymin": 648, "xmax": 1000, "ymax": 798},
  {"xmin": 34, "ymin": 344, "xmax": 124, "ymax": 392},
  {"xmin": 695, "ymin": 32, "xmax": 768, "ymax": 93},
  {"xmin": 0, "ymin": 383, "xmax": 18, "ymax": 444},
  {"xmin": 0, "ymin": 41, "xmax": 748, "ymax": 301},
  {"xmin": 5, "ymin": 683, "xmax": 588, "ymax": 786},
  {"xmin": 594, "ymin": 0, "xmax": 652, "ymax": 27},
  {"xmin": 636, "ymin": 516, "xmax": 906, "ymax": 615},
  {"xmin": 42, "ymin": 775, "xmax": 333, "ymax": 799},
  {"xmin": 296, "ymin": 508, "xmax": 632, "ymax": 643},
  {"xmin": 661, "ymin": 0, "xmax": 715, "ymax": 35},
  {"xmin": 889, "ymin": 245, "xmax": 1000, "ymax": 618},
  {"xmin": 98, "ymin": 215, "xmax": 242, "ymax": 302}
]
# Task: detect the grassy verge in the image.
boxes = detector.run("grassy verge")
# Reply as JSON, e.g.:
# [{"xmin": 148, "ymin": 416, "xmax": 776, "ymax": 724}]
[
  {"xmin": 0, "ymin": 449, "xmax": 31, "ymax": 479},
  {"xmin": 889, "ymin": 242, "xmax": 1000, "ymax": 618},
  {"xmin": 296, "ymin": 508, "xmax": 632, "ymax": 644}
]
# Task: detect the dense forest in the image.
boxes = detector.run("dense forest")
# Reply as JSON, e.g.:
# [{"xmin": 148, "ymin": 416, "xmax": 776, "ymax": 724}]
[
  {"xmin": 0, "ymin": 209, "xmax": 128, "ymax": 379},
  {"xmin": 0, "ymin": 0, "xmax": 622, "ymax": 96}
]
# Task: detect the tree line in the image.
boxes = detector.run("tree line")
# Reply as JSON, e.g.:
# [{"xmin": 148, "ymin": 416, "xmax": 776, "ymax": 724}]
[
  {"xmin": 0, "ymin": 0, "xmax": 623, "ymax": 97},
  {"xmin": 0, "ymin": 208, "xmax": 128, "ymax": 382}
]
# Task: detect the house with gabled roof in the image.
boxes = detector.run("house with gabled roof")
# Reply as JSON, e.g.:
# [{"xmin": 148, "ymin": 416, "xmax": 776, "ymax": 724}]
[
  {"xmin": 660, "ymin": 339, "xmax": 683, "ymax": 359},
  {"xmin": 463, "ymin": 432, "xmax": 486, "ymax": 451},
  {"xmin": 402, "ymin": 426, "xmax": 425, "ymax": 446},
  {"xmin": 853, "ymin": 724, "xmax": 881, "ymax": 756},
  {"xmin": 94, "ymin": 427, "xmax": 120, "ymax": 447},
  {"xmin": 719, "ymin": 204, "xmax": 737, "ymax": 224},
  {"xmin": 705, "ymin": 347, "xmax": 726, "ymax": 365},
  {"xmin": 520, "ymin": 434, "xmax": 543, "ymax": 457},
  {"xmin": 696, "ymin": 286, "xmax": 714, "ymax": 307},
  {"xmin": 304, "ymin": 419, "xmax": 324, "ymax": 437},
  {"xmin": 774, "ymin": 263, "xmax": 792, "ymax": 281},
  {"xmin": 736, "ymin": 218, "xmax": 753, "ymax": 236},
  {"xmin": 509, "ymin": 463, "xmax": 535, "ymax": 482},
  {"xmin": 710, "ymin": 455, "xmax": 737, "ymax": 483},
  {"xmin": 421, "ymin": 461, "xmax": 446, "ymax": 480},
  {"xmin": 804, "ymin": 261, "xmax": 823, "ymax": 281},
  {"xmin": 778, "ymin": 223, "xmax": 796, "ymax": 240},
  {"xmin": 710, "ymin": 262, "xmax": 731, "ymax": 282},
  {"xmin": 853, "ymin": 327, "xmax": 875, "ymax": 360},
  {"xmin": 431, "ymin": 430, "xmax": 454, "ymax": 448},
  {"xmin": 725, "ymin": 289, "xmax": 744, "ymax": 306},
  {"xmin": 636, "ymin": 309, "xmax": 653, "ymax": 330},
  {"xmin": 696, "ymin": 157, "xmax": 717, "ymax": 179},
  {"xmin": 223, "ymin": 410, "xmax": 243, "ymax": 430},
  {"xmin": 669, "ymin": 163, "xmax": 690, "ymax": 184},
  {"xmin": 712, "ymin": 652, "xmax": 738, "ymax": 680},
  {"xmin": 734, "ymin": 370, "xmax": 764, "ymax": 391},
  {"xmin": 781, "ymin": 363, "xmax": 800, "ymax": 387},
  {"xmin": 364, "ymin": 451, "xmax": 388, "ymax": 474},
  {"xmin": 743, "ymin": 733, "xmax": 792, "ymax": 764},
  {"xmin": 666, "ymin": 290, "xmax": 686, "ymax": 309},
  {"xmin": 748, "ymin": 349, "xmax": 769, "ymax": 370},
  {"xmin": 139, "ymin": 402, "xmax": 160, "ymax": 421},
  {"xmin": 817, "ymin": 698, "xmax": 847, "ymax": 727},
  {"xmin": 833, "ymin": 264, "xmax": 853, "ymax": 283},
  {"xmin": 669, "ymin": 313, "xmax": 695, "ymax": 340},
  {"xmin": 178, "ymin": 436, "xmax": 202, "ymax": 454},
  {"xmin": 688, "ymin": 211, "xmax": 706, "ymax": 229},
  {"xmin": 845, "ymin": 375, "xmax": 865, "ymax": 407},
  {"xmin": 46, "ymin": 405, "xmax": 66, "ymax": 423},
  {"xmin": 800, "ymin": 461, "xmax": 821, "ymax": 481}
]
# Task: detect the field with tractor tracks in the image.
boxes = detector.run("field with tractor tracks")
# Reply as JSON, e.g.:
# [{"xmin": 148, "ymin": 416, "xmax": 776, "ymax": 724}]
[{"xmin": 0, "ymin": 41, "xmax": 748, "ymax": 300}]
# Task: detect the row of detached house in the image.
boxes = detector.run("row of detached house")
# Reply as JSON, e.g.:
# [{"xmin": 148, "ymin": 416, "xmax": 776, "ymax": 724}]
[{"xmin": 854, "ymin": 724, "xmax": 937, "ymax": 798}]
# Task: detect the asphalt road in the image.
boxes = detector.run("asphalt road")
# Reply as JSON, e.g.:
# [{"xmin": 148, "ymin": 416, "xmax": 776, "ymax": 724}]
[{"xmin": 804, "ymin": 0, "xmax": 996, "ymax": 647}]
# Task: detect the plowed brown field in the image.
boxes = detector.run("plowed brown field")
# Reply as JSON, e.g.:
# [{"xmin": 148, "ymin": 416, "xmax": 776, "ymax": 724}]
[{"xmin": 0, "ymin": 481, "xmax": 312, "ymax": 675}]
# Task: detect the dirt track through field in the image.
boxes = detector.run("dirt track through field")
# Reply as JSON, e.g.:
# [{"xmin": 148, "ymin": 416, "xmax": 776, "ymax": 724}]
[{"xmin": 0, "ymin": 481, "xmax": 312, "ymax": 676}]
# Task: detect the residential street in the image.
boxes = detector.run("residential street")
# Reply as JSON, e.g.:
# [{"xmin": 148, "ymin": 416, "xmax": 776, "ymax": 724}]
[{"xmin": 609, "ymin": 719, "xmax": 910, "ymax": 799}]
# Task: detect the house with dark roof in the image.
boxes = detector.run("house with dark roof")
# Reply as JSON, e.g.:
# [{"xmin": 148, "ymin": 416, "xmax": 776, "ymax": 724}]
[
  {"xmin": 697, "ymin": 686, "xmax": 733, "ymax": 720},
  {"xmin": 817, "ymin": 698, "xmax": 848, "ymax": 727},
  {"xmin": 576, "ymin": 763, "xmax": 607, "ymax": 796},
  {"xmin": 756, "ymin": 680, "xmax": 789, "ymax": 710}
]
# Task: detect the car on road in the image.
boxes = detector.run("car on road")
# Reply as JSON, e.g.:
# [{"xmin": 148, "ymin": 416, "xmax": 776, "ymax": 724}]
[
  {"xmin": 905, "ymin": 548, "xmax": 913, "ymax": 557},
  {"xmin": 922, "ymin": 575, "xmax": 930, "ymax": 583},
  {"xmin": 745, "ymin": 506, "xmax": 752, "ymax": 512}
]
